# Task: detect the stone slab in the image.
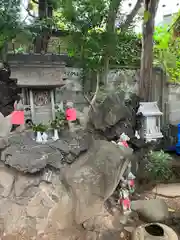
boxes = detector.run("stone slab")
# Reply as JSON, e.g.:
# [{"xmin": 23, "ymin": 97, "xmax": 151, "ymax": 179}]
[{"xmin": 152, "ymin": 183, "xmax": 180, "ymax": 197}]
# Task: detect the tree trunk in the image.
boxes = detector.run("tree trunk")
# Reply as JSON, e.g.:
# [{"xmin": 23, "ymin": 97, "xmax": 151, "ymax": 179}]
[
  {"xmin": 34, "ymin": 0, "xmax": 51, "ymax": 53},
  {"xmin": 139, "ymin": 0, "xmax": 160, "ymax": 101},
  {"xmin": 103, "ymin": 0, "xmax": 122, "ymax": 85},
  {"xmin": 1, "ymin": 42, "xmax": 8, "ymax": 62},
  {"xmin": 104, "ymin": 0, "xmax": 143, "ymax": 86},
  {"xmin": 120, "ymin": 0, "xmax": 143, "ymax": 31}
]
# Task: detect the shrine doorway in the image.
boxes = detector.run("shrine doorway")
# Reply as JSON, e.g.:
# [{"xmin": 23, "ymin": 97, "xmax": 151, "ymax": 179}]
[{"xmin": 32, "ymin": 89, "xmax": 54, "ymax": 124}]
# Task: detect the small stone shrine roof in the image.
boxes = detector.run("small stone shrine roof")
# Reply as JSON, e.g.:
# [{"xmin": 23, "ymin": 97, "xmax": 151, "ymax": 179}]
[
  {"xmin": 8, "ymin": 54, "xmax": 66, "ymax": 88},
  {"xmin": 16, "ymin": 68, "xmax": 65, "ymax": 88},
  {"xmin": 137, "ymin": 102, "xmax": 163, "ymax": 117}
]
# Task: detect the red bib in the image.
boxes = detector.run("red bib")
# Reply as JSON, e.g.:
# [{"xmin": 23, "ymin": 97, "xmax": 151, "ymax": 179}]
[
  {"xmin": 11, "ymin": 111, "xmax": 24, "ymax": 124},
  {"xmin": 66, "ymin": 108, "xmax": 77, "ymax": 121}
]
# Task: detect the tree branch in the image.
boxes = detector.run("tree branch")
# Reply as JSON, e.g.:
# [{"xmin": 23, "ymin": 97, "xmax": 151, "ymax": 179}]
[
  {"xmin": 22, "ymin": 2, "xmax": 37, "ymax": 18},
  {"xmin": 26, "ymin": 8, "xmax": 36, "ymax": 18},
  {"xmin": 106, "ymin": 0, "xmax": 122, "ymax": 32},
  {"xmin": 84, "ymin": 72, "xmax": 100, "ymax": 112},
  {"xmin": 103, "ymin": 0, "xmax": 122, "ymax": 85},
  {"xmin": 22, "ymin": 14, "xmax": 29, "ymax": 23},
  {"xmin": 139, "ymin": 0, "xmax": 160, "ymax": 101},
  {"xmin": 32, "ymin": 0, "xmax": 39, "ymax": 4},
  {"xmin": 90, "ymin": 72, "xmax": 100, "ymax": 107},
  {"xmin": 120, "ymin": 0, "xmax": 143, "ymax": 30}
]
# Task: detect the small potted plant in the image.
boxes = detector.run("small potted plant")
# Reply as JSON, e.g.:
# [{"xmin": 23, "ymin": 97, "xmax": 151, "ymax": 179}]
[
  {"xmin": 51, "ymin": 110, "xmax": 67, "ymax": 141},
  {"xmin": 32, "ymin": 124, "xmax": 41, "ymax": 143}
]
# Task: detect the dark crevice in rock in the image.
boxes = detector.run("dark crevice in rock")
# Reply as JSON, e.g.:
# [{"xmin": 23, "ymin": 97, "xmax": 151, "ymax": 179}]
[{"xmin": 0, "ymin": 62, "xmax": 20, "ymax": 117}]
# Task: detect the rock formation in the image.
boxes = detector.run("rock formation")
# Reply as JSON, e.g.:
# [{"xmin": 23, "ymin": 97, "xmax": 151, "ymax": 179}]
[
  {"xmin": 1, "ymin": 129, "xmax": 91, "ymax": 172},
  {"xmin": 0, "ymin": 80, "xmax": 146, "ymax": 239},
  {"xmin": 0, "ymin": 135, "xmax": 132, "ymax": 238},
  {"xmin": 89, "ymin": 92, "xmax": 143, "ymax": 147}
]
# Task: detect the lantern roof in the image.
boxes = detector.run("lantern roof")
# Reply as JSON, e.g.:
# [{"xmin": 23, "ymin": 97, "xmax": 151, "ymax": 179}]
[{"xmin": 137, "ymin": 102, "xmax": 163, "ymax": 117}]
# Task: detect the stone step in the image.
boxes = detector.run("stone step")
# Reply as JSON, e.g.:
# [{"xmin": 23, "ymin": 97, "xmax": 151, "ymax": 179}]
[{"xmin": 152, "ymin": 183, "xmax": 180, "ymax": 197}]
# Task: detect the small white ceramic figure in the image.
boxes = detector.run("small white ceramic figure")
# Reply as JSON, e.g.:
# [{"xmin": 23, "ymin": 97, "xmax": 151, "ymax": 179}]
[
  {"xmin": 135, "ymin": 130, "xmax": 140, "ymax": 139},
  {"xmin": 36, "ymin": 131, "xmax": 42, "ymax": 143},
  {"xmin": 42, "ymin": 132, "xmax": 48, "ymax": 143},
  {"xmin": 52, "ymin": 129, "xmax": 59, "ymax": 141}
]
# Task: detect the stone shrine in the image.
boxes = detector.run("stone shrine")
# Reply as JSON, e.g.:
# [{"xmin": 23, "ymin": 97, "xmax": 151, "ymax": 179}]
[
  {"xmin": 137, "ymin": 102, "xmax": 163, "ymax": 142},
  {"xmin": 9, "ymin": 54, "xmax": 66, "ymax": 125}
]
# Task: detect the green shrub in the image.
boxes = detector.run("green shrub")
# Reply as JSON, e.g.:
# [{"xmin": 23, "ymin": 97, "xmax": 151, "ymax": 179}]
[
  {"xmin": 32, "ymin": 123, "xmax": 48, "ymax": 133},
  {"xmin": 145, "ymin": 150, "xmax": 173, "ymax": 181},
  {"xmin": 50, "ymin": 110, "xmax": 67, "ymax": 129}
]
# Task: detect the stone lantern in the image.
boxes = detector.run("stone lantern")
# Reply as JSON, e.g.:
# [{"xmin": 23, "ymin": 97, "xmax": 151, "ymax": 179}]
[{"xmin": 137, "ymin": 102, "xmax": 163, "ymax": 142}]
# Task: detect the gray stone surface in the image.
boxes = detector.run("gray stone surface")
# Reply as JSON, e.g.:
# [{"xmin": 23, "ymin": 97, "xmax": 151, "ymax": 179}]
[
  {"xmin": 131, "ymin": 199, "xmax": 169, "ymax": 222},
  {"xmin": 90, "ymin": 92, "xmax": 130, "ymax": 131},
  {"xmin": 63, "ymin": 140, "xmax": 132, "ymax": 224},
  {"xmin": 0, "ymin": 90, "xmax": 139, "ymax": 238},
  {"xmin": 49, "ymin": 129, "xmax": 91, "ymax": 164},
  {"xmin": 152, "ymin": 183, "xmax": 180, "ymax": 197},
  {"xmin": 0, "ymin": 138, "xmax": 133, "ymax": 238},
  {"xmin": 0, "ymin": 166, "xmax": 15, "ymax": 197},
  {"xmin": 1, "ymin": 129, "xmax": 91, "ymax": 173},
  {"xmin": 89, "ymin": 93, "xmax": 140, "ymax": 141}
]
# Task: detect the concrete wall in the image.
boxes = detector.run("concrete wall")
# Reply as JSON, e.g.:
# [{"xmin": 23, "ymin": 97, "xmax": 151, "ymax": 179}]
[
  {"xmin": 55, "ymin": 67, "xmax": 87, "ymax": 111},
  {"xmin": 168, "ymin": 85, "xmax": 180, "ymax": 125},
  {"xmin": 54, "ymin": 67, "xmax": 140, "ymax": 111},
  {"xmin": 59, "ymin": 67, "xmax": 180, "ymax": 127}
]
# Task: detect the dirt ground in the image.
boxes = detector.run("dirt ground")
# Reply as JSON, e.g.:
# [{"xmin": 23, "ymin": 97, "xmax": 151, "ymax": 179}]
[{"xmin": 143, "ymin": 192, "xmax": 180, "ymax": 237}]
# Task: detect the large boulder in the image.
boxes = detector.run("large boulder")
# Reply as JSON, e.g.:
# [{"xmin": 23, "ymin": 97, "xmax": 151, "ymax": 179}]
[
  {"xmin": 49, "ymin": 129, "xmax": 91, "ymax": 164},
  {"xmin": 48, "ymin": 140, "xmax": 133, "ymax": 230},
  {"xmin": 0, "ymin": 139, "xmax": 133, "ymax": 238},
  {"xmin": 131, "ymin": 199, "xmax": 169, "ymax": 222},
  {"xmin": 90, "ymin": 92, "xmax": 130, "ymax": 131},
  {"xmin": 89, "ymin": 93, "xmax": 140, "ymax": 141}
]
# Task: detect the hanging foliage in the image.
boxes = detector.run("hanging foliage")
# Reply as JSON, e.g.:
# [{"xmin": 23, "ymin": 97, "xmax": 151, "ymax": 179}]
[
  {"xmin": 172, "ymin": 10, "xmax": 180, "ymax": 37},
  {"xmin": 154, "ymin": 25, "xmax": 180, "ymax": 83},
  {"xmin": 54, "ymin": 0, "xmax": 142, "ymax": 71},
  {"xmin": 0, "ymin": 0, "xmax": 22, "ymax": 50},
  {"xmin": 66, "ymin": 29, "xmax": 141, "ymax": 71}
]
